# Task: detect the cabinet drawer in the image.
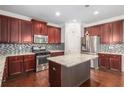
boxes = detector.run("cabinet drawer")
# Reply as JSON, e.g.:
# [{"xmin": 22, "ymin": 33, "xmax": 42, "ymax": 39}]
[
  {"xmin": 98, "ymin": 53, "xmax": 109, "ymax": 57},
  {"xmin": 51, "ymin": 52, "xmax": 64, "ymax": 57},
  {"xmin": 24, "ymin": 55, "xmax": 35, "ymax": 61},
  {"xmin": 8, "ymin": 56, "xmax": 23, "ymax": 62},
  {"xmin": 110, "ymin": 54, "xmax": 121, "ymax": 59}
]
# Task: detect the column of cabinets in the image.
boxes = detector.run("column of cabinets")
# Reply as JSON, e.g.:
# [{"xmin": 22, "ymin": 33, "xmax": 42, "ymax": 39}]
[
  {"xmin": 0, "ymin": 15, "xmax": 61, "ymax": 44},
  {"xmin": 0, "ymin": 15, "xmax": 33, "ymax": 43},
  {"xmin": 85, "ymin": 20, "xmax": 123, "ymax": 44},
  {"xmin": 47, "ymin": 26, "xmax": 61, "ymax": 43}
]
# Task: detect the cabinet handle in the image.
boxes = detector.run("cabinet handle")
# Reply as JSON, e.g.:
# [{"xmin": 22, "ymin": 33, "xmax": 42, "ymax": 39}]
[{"xmin": 52, "ymin": 67, "xmax": 56, "ymax": 71}]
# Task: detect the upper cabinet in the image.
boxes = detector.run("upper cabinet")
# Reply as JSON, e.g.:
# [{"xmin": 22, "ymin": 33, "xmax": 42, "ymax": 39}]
[
  {"xmin": 8, "ymin": 17, "xmax": 21, "ymax": 43},
  {"xmin": 0, "ymin": 15, "xmax": 9, "ymax": 43},
  {"xmin": 47, "ymin": 26, "xmax": 61, "ymax": 43},
  {"xmin": 21, "ymin": 20, "xmax": 32, "ymax": 43},
  {"xmin": 100, "ymin": 23, "xmax": 112, "ymax": 44},
  {"xmin": 85, "ymin": 20, "xmax": 123, "ymax": 44},
  {"xmin": 111, "ymin": 21, "xmax": 123, "ymax": 44},
  {"xmin": 0, "ymin": 15, "xmax": 61, "ymax": 44},
  {"xmin": 85, "ymin": 26, "xmax": 100, "ymax": 36},
  {"xmin": 32, "ymin": 19, "xmax": 47, "ymax": 36}
]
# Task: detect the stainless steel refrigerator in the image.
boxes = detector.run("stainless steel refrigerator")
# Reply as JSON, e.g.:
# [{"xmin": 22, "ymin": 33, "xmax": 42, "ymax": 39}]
[{"xmin": 81, "ymin": 36, "xmax": 100, "ymax": 69}]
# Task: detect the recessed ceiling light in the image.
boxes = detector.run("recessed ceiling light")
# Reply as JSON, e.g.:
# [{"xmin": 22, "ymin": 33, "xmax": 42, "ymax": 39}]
[
  {"xmin": 72, "ymin": 19, "xmax": 77, "ymax": 22},
  {"xmin": 55, "ymin": 12, "xmax": 60, "ymax": 16},
  {"xmin": 94, "ymin": 11, "xmax": 99, "ymax": 15}
]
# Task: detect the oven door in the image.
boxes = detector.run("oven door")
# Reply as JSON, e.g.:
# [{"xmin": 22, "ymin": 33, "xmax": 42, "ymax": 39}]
[
  {"xmin": 36, "ymin": 55, "xmax": 50, "ymax": 66},
  {"xmin": 36, "ymin": 55, "xmax": 50, "ymax": 72}
]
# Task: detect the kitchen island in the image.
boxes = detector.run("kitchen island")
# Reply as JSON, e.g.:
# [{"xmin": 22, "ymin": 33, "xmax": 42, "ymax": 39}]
[{"xmin": 47, "ymin": 53, "xmax": 98, "ymax": 87}]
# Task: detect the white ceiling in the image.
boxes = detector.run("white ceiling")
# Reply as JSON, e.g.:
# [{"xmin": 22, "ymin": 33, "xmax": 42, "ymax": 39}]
[{"xmin": 0, "ymin": 5, "xmax": 124, "ymax": 25}]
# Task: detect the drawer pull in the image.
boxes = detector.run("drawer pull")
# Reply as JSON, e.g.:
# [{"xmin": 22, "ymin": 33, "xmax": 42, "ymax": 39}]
[{"xmin": 52, "ymin": 67, "xmax": 56, "ymax": 71}]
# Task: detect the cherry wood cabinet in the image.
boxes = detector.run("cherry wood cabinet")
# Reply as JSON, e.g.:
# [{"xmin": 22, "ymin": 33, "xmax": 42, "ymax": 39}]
[
  {"xmin": 98, "ymin": 53, "xmax": 121, "ymax": 72},
  {"xmin": 8, "ymin": 17, "xmax": 21, "ymax": 43},
  {"xmin": 3, "ymin": 54, "xmax": 35, "ymax": 81},
  {"xmin": 48, "ymin": 26, "xmax": 55, "ymax": 43},
  {"xmin": 8, "ymin": 56, "xmax": 24, "ymax": 76},
  {"xmin": 32, "ymin": 19, "xmax": 47, "ymax": 36},
  {"xmin": 100, "ymin": 23, "xmax": 112, "ymax": 44},
  {"xmin": 21, "ymin": 20, "xmax": 32, "ymax": 43},
  {"xmin": 50, "ymin": 52, "xmax": 64, "ymax": 57},
  {"xmin": 0, "ymin": 15, "xmax": 9, "ymax": 43},
  {"xmin": 23, "ymin": 55, "xmax": 35, "ymax": 72},
  {"xmin": 109, "ymin": 54, "xmax": 121, "ymax": 71},
  {"xmin": 48, "ymin": 26, "xmax": 61, "ymax": 43},
  {"xmin": 111, "ymin": 21, "xmax": 123, "ymax": 44},
  {"xmin": 85, "ymin": 26, "xmax": 100, "ymax": 36},
  {"xmin": 98, "ymin": 54, "xmax": 110, "ymax": 69},
  {"xmin": 85, "ymin": 20, "xmax": 123, "ymax": 44},
  {"xmin": 49, "ymin": 61, "xmax": 61, "ymax": 87}
]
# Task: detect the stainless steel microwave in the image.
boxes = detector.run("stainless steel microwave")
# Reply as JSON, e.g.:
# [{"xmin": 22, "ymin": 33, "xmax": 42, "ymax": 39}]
[{"xmin": 34, "ymin": 35, "xmax": 48, "ymax": 43}]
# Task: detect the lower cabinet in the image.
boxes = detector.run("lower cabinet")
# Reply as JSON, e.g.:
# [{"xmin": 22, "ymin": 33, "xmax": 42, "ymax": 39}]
[
  {"xmin": 2, "ymin": 54, "xmax": 35, "ymax": 82},
  {"xmin": 98, "ymin": 53, "xmax": 121, "ymax": 72},
  {"xmin": 50, "ymin": 52, "xmax": 64, "ymax": 57},
  {"xmin": 23, "ymin": 55, "xmax": 35, "ymax": 72},
  {"xmin": 109, "ymin": 55, "xmax": 121, "ymax": 71},
  {"xmin": 98, "ymin": 54, "xmax": 110, "ymax": 69},
  {"xmin": 49, "ymin": 61, "xmax": 61, "ymax": 87},
  {"xmin": 8, "ymin": 56, "xmax": 24, "ymax": 76}
]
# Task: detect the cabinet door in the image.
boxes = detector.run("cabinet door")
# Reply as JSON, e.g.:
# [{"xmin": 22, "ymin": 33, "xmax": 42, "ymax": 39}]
[
  {"xmin": 55, "ymin": 28, "xmax": 61, "ymax": 43},
  {"xmin": 48, "ymin": 26, "xmax": 55, "ymax": 43},
  {"xmin": 9, "ymin": 18, "xmax": 20, "ymax": 43},
  {"xmin": 111, "ymin": 21, "xmax": 123, "ymax": 44},
  {"xmin": 49, "ymin": 61, "xmax": 61, "ymax": 87},
  {"xmin": 109, "ymin": 55, "xmax": 121, "ymax": 71},
  {"xmin": 32, "ymin": 21, "xmax": 41, "ymax": 35},
  {"xmin": 98, "ymin": 54, "xmax": 110, "ymax": 69},
  {"xmin": 100, "ymin": 24, "xmax": 111, "ymax": 44},
  {"xmin": 1, "ymin": 16, "xmax": 9, "ymax": 43},
  {"xmin": 40, "ymin": 23, "xmax": 47, "ymax": 35},
  {"xmin": 23, "ymin": 55, "xmax": 35, "ymax": 72},
  {"xmin": 85, "ymin": 26, "xmax": 100, "ymax": 36},
  {"xmin": 21, "ymin": 20, "xmax": 32, "ymax": 43},
  {"xmin": 8, "ymin": 56, "xmax": 24, "ymax": 76}
]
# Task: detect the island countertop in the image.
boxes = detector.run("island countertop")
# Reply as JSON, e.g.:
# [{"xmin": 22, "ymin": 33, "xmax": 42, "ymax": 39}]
[{"xmin": 47, "ymin": 53, "xmax": 98, "ymax": 67}]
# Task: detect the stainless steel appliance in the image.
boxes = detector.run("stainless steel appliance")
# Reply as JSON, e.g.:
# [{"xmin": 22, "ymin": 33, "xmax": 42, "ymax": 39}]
[
  {"xmin": 34, "ymin": 35, "xmax": 48, "ymax": 43},
  {"xmin": 81, "ymin": 36, "xmax": 100, "ymax": 69},
  {"xmin": 81, "ymin": 36, "xmax": 100, "ymax": 53},
  {"xmin": 32, "ymin": 46, "xmax": 50, "ymax": 72}
]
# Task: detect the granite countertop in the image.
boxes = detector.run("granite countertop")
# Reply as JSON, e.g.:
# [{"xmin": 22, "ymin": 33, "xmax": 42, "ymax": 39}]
[
  {"xmin": 48, "ymin": 50, "xmax": 64, "ymax": 53},
  {"xmin": 0, "ymin": 52, "xmax": 35, "ymax": 87},
  {"xmin": 47, "ymin": 53, "xmax": 98, "ymax": 67}
]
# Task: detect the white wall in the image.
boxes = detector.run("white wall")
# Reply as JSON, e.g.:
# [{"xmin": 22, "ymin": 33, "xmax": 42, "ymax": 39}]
[{"xmin": 65, "ymin": 22, "xmax": 81, "ymax": 54}]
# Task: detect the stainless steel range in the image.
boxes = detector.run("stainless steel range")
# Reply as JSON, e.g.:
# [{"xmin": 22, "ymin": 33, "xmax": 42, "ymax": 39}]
[{"xmin": 32, "ymin": 46, "xmax": 50, "ymax": 72}]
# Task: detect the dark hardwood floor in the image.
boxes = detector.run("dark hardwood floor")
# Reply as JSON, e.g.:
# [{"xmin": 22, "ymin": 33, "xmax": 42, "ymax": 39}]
[{"xmin": 2, "ymin": 69, "xmax": 124, "ymax": 87}]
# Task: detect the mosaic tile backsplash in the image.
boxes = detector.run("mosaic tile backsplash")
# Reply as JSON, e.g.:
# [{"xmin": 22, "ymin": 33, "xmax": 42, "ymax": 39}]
[
  {"xmin": 0, "ymin": 43, "xmax": 64, "ymax": 55},
  {"xmin": 100, "ymin": 43, "xmax": 124, "ymax": 54}
]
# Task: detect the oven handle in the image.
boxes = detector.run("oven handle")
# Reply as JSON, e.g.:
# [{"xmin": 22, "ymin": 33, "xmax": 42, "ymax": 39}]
[{"xmin": 36, "ymin": 54, "xmax": 50, "ymax": 58}]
